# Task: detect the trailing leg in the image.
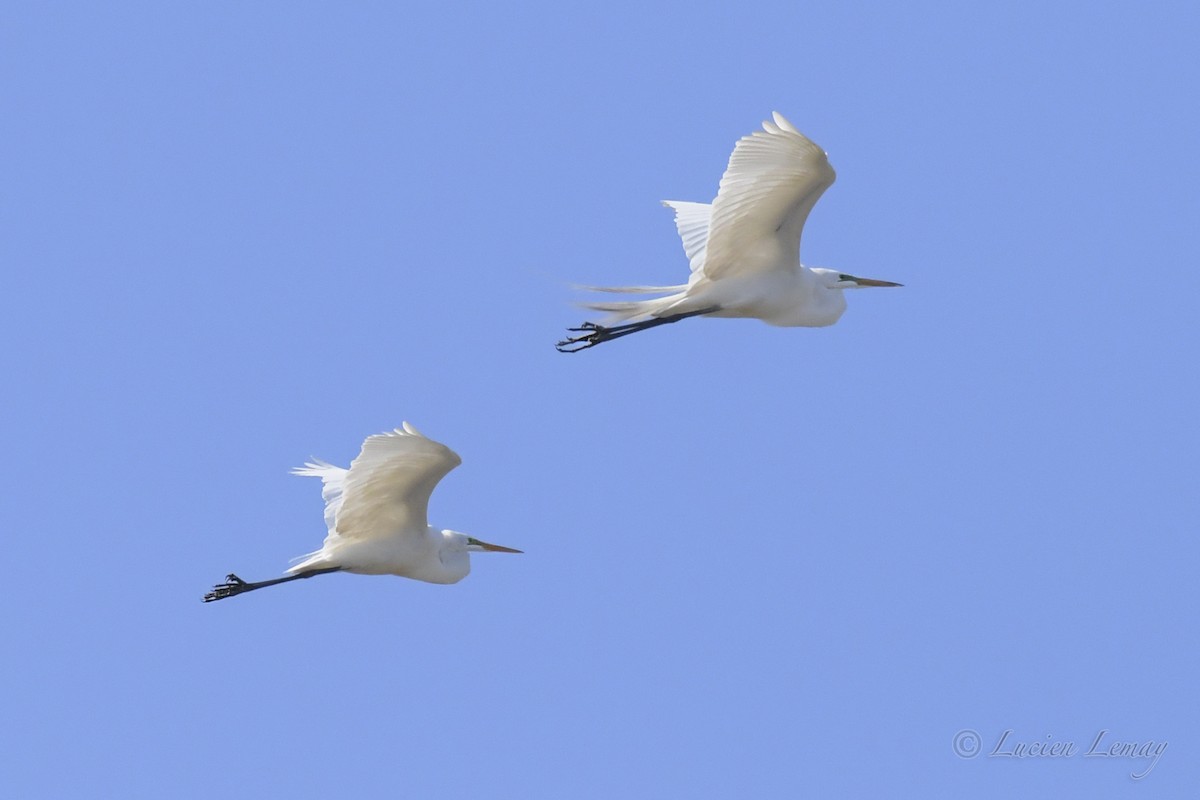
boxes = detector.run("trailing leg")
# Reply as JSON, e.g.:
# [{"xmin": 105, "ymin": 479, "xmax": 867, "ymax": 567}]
[
  {"xmin": 202, "ymin": 566, "xmax": 343, "ymax": 602},
  {"xmin": 555, "ymin": 307, "xmax": 718, "ymax": 352}
]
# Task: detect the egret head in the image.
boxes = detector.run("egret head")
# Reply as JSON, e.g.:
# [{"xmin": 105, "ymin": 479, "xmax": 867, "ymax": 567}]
[
  {"xmin": 433, "ymin": 531, "xmax": 522, "ymax": 584},
  {"xmin": 811, "ymin": 267, "xmax": 903, "ymax": 290}
]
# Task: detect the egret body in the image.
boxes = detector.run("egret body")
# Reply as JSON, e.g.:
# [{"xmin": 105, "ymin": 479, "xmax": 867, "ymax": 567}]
[
  {"xmin": 557, "ymin": 112, "xmax": 901, "ymax": 352},
  {"xmin": 203, "ymin": 423, "xmax": 520, "ymax": 602}
]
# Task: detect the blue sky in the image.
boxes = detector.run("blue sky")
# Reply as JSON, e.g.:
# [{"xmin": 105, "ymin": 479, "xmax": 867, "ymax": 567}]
[{"xmin": 4, "ymin": 1, "xmax": 1198, "ymax": 796}]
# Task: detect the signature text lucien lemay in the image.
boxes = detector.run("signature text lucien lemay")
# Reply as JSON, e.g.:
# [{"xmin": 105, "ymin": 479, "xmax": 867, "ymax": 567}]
[{"xmin": 989, "ymin": 729, "xmax": 1167, "ymax": 779}]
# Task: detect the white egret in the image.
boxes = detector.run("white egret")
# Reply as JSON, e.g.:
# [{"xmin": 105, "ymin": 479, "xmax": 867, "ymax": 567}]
[
  {"xmin": 557, "ymin": 112, "xmax": 901, "ymax": 352},
  {"xmin": 203, "ymin": 423, "xmax": 521, "ymax": 602}
]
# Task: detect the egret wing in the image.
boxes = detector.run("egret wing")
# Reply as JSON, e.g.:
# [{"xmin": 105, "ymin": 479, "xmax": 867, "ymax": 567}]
[
  {"xmin": 661, "ymin": 200, "xmax": 712, "ymax": 274},
  {"xmin": 334, "ymin": 422, "xmax": 462, "ymax": 539},
  {"xmin": 701, "ymin": 112, "xmax": 836, "ymax": 281},
  {"xmin": 291, "ymin": 459, "xmax": 348, "ymax": 536}
]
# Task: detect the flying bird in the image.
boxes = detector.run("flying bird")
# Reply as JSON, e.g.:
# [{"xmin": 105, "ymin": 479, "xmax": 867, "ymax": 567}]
[
  {"xmin": 556, "ymin": 112, "xmax": 901, "ymax": 352},
  {"xmin": 203, "ymin": 423, "xmax": 521, "ymax": 602}
]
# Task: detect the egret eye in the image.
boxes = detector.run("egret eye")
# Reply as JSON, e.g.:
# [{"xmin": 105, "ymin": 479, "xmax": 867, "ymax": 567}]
[{"xmin": 838, "ymin": 274, "xmax": 854, "ymax": 282}]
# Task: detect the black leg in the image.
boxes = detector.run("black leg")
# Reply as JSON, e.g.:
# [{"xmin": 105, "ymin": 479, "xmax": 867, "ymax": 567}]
[
  {"xmin": 202, "ymin": 567, "xmax": 343, "ymax": 602},
  {"xmin": 555, "ymin": 307, "xmax": 718, "ymax": 352}
]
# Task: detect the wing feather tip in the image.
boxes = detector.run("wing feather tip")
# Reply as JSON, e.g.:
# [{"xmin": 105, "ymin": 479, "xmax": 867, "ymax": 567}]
[
  {"xmin": 292, "ymin": 459, "xmax": 336, "ymax": 476},
  {"xmin": 770, "ymin": 111, "xmax": 799, "ymax": 133}
]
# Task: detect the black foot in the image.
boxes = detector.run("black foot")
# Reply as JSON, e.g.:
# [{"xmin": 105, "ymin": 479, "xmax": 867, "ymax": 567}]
[
  {"xmin": 555, "ymin": 307, "xmax": 718, "ymax": 353},
  {"xmin": 203, "ymin": 573, "xmax": 248, "ymax": 603},
  {"xmin": 556, "ymin": 322, "xmax": 610, "ymax": 353}
]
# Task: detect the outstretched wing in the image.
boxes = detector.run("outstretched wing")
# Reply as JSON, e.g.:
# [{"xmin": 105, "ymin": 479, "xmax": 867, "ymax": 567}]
[
  {"xmin": 661, "ymin": 200, "xmax": 712, "ymax": 274},
  {"xmin": 701, "ymin": 112, "xmax": 836, "ymax": 281},
  {"xmin": 291, "ymin": 459, "xmax": 349, "ymax": 536},
  {"xmin": 327, "ymin": 422, "xmax": 461, "ymax": 540}
]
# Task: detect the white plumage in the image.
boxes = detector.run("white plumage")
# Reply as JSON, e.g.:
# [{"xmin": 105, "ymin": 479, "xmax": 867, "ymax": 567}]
[
  {"xmin": 203, "ymin": 423, "xmax": 521, "ymax": 602},
  {"xmin": 557, "ymin": 112, "xmax": 901, "ymax": 352}
]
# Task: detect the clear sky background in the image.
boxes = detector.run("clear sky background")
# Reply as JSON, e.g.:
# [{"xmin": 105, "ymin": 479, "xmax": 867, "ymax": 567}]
[{"xmin": 4, "ymin": 1, "xmax": 1198, "ymax": 796}]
